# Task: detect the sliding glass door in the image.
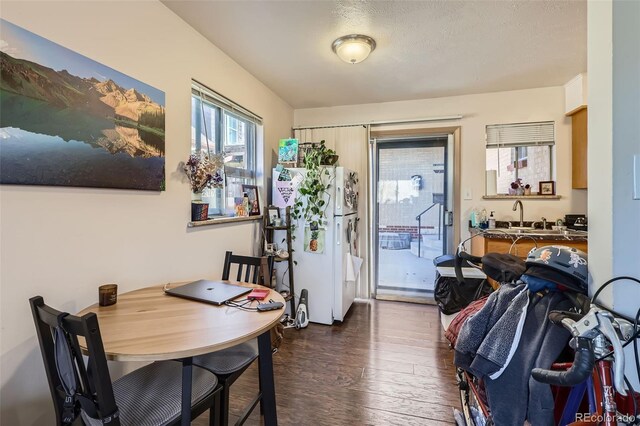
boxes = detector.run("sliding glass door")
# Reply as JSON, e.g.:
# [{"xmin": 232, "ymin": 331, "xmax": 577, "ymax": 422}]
[{"xmin": 373, "ymin": 138, "xmax": 448, "ymax": 301}]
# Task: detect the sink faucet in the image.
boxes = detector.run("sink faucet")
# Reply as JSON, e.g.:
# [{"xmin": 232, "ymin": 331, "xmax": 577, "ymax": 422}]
[{"xmin": 512, "ymin": 199, "xmax": 524, "ymax": 227}]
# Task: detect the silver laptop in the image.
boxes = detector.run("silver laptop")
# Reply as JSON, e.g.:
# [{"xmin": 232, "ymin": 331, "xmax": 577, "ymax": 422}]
[{"xmin": 164, "ymin": 280, "xmax": 251, "ymax": 305}]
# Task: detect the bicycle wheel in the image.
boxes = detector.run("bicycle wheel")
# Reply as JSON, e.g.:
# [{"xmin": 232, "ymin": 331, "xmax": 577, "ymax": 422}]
[{"xmin": 457, "ymin": 368, "xmax": 492, "ymax": 426}]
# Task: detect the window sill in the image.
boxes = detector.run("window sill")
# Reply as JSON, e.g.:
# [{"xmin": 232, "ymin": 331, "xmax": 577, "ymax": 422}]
[
  {"xmin": 188, "ymin": 215, "xmax": 262, "ymax": 228},
  {"xmin": 482, "ymin": 195, "xmax": 561, "ymax": 200}
]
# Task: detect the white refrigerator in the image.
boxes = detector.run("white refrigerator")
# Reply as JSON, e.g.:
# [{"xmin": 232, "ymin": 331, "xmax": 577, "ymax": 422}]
[{"xmin": 273, "ymin": 166, "xmax": 361, "ymax": 325}]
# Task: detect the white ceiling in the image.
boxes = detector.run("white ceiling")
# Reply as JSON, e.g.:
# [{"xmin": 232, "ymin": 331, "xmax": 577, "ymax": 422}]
[{"xmin": 162, "ymin": 0, "xmax": 586, "ymax": 109}]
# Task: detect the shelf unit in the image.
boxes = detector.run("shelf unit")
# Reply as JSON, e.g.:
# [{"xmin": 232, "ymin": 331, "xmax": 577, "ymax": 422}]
[{"xmin": 262, "ymin": 206, "xmax": 296, "ymax": 317}]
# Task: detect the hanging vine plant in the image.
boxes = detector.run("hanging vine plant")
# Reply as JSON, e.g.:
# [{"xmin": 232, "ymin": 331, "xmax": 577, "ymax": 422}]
[{"xmin": 290, "ymin": 140, "xmax": 337, "ymax": 234}]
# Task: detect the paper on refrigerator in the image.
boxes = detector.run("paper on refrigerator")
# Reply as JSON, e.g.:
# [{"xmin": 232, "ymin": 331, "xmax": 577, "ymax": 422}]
[
  {"xmin": 345, "ymin": 253, "xmax": 364, "ymax": 282},
  {"xmin": 274, "ymin": 180, "xmax": 296, "ymax": 207}
]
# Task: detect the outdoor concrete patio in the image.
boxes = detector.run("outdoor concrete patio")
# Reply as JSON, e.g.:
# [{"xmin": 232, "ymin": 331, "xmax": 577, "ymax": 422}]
[{"xmin": 376, "ymin": 234, "xmax": 443, "ymax": 299}]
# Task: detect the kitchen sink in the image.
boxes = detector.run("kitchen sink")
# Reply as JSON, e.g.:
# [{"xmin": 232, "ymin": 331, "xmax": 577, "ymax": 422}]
[
  {"xmin": 524, "ymin": 229, "xmax": 563, "ymax": 235},
  {"xmin": 490, "ymin": 228, "xmax": 533, "ymax": 234}
]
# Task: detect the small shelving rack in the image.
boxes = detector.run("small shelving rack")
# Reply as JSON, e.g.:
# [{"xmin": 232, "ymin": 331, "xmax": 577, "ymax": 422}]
[{"xmin": 262, "ymin": 206, "xmax": 296, "ymax": 321}]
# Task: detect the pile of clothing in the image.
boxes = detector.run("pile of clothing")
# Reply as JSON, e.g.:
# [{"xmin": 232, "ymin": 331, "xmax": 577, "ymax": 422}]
[
  {"xmin": 455, "ymin": 284, "xmax": 572, "ymax": 424},
  {"xmin": 451, "ymin": 246, "xmax": 589, "ymax": 425}
]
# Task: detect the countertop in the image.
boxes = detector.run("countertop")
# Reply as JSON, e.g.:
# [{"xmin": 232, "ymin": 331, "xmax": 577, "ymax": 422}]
[{"xmin": 469, "ymin": 227, "xmax": 588, "ymax": 242}]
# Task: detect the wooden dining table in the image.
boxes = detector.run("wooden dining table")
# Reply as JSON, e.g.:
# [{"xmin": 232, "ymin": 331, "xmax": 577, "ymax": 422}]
[{"xmin": 77, "ymin": 280, "xmax": 285, "ymax": 426}]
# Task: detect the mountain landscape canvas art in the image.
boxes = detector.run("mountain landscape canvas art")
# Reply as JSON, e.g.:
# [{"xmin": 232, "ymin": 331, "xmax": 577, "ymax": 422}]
[{"xmin": 0, "ymin": 19, "xmax": 165, "ymax": 190}]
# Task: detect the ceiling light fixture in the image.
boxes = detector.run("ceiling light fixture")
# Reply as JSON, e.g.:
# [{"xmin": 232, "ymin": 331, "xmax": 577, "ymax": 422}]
[{"xmin": 331, "ymin": 34, "xmax": 376, "ymax": 64}]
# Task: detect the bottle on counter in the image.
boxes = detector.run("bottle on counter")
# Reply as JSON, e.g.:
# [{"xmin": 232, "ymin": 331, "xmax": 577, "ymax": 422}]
[
  {"xmin": 480, "ymin": 209, "xmax": 488, "ymax": 229},
  {"xmin": 470, "ymin": 209, "xmax": 479, "ymax": 228},
  {"xmin": 488, "ymin": 211, "xmax": 496, "ymax": 229},
  {"xmin": 242, "ymin": 192, "xmax": 250, "ymax": 217}
]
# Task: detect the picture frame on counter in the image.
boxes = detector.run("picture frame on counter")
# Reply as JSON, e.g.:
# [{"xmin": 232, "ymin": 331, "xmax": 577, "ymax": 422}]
[
  {"xmin": 267, "ymin": 205, "xmax": 280, "ymax": 225},
  {"xmin": 539, "ymin": 180, "xmax": 556, "ymax": 195}
]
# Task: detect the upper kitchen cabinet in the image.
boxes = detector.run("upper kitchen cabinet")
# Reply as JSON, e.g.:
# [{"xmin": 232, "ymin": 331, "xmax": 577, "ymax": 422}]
[
  {"xmin": 571, "ymin": 108, "xmax": 588, "ymax": 189},
  {"xmin": 565, "ymin": 74, "xmax": 588, "ymax": 189}
]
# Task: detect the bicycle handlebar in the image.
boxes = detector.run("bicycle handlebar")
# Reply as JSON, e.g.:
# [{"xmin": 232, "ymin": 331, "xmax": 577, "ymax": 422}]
[
  {"xmin": 532, "ymin": 307, "xmax": 630, "ymax": 395},
  {"xmin": 454, "ymin": 245, "xmax": 483, "ymax": 285},
  {"xmin": 532, "ymin": 337, "xmax": 595, "ymax": 386}
]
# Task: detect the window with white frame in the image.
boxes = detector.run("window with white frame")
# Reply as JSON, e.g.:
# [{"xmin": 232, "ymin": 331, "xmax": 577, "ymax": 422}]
[
  {"xmin": 191, "ymin": 81, "xmax": 261, "ymax": 216},
  {"xmin": 485, "ymin": 121, "xmax": 554, "ymax": 194}
]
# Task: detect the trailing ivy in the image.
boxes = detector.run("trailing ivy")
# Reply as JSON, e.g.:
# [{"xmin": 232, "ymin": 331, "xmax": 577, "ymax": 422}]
[{"xmin": 290, "ymin": 140, "xmax": 337, "ymax": 236}]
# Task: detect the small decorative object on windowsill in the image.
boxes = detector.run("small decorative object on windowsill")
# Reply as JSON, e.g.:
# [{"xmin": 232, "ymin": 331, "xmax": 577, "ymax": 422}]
[
  {"xmin": 539, "ymin": 180, "xmax": 556, "ymax": 195},
  {"xmin": 509, "ymin": 178, "xmax": 534, "ymax": 196},
  {"xmin": 191, "ymin": 198, "xmax": 209, "ymax": 222},
  {"xmin": 234, "ymin": 195, "xmax": 250, "ymax": 218},
  {"xmin": 509, "ymin": 179, "xmax": 523, "ymax": 195},
  {"xmin": 183, "ymin": 152, "xmax": 224, "ymax": 221}
]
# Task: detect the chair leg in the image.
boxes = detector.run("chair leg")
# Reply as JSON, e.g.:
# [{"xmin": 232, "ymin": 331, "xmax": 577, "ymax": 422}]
[
  {"xmin": 218, "ymin": 382, "xmax": 230, "ymax": 426},
  {"xmin": 209, "ymin": 388, "xmax": 221, "ymax": 426},
  {"xmin": 258, "ymin": 360, "xmax": 264, "ymax": 415}
]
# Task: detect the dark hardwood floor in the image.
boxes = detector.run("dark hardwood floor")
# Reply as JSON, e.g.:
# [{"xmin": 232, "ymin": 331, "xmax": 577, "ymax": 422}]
[{"xmin": 194, "ymin": 300, "xmax": 460, "ymax": 425}]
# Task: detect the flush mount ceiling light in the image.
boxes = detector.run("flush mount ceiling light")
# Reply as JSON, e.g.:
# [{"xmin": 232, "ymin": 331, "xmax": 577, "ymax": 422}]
[{"xmin": 331, "ymin": 34, "xmax": 376, "ymax": 64}]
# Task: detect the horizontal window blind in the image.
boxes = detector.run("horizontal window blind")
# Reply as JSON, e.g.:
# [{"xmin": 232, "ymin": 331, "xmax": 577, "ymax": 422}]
[
  {"xmin": 486, "ymin": 121, "xmax": 555, "ymax": 148},
  {"xmin": 192, "ymin": 80, "xmax": 262, "ymax": 125}
]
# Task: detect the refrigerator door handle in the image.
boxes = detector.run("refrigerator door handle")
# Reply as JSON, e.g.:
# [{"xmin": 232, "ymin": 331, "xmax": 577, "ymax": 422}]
[{"xmin": 336, "ymin": 221, "xmax": 341, "ymax": 245}]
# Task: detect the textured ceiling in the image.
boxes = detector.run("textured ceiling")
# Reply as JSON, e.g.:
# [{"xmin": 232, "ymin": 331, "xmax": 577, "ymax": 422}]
[{"xmin": 162, "ymin": 0, "xmax": 586, "ymax": 109}]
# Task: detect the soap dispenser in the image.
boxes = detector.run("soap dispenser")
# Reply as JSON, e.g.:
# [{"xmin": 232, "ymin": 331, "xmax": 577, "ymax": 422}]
[
  {"xmin": 488, "ymin": 211, "xmax": 496, "ymax": 229},
  {"xmin": 480, "ymin": 209, "xmax": 488, "ymax": 229}
]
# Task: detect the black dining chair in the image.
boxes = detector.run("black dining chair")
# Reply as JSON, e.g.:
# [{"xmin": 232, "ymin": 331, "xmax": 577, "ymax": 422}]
[
  {"xmin": 29, "ymin": 296, "xmax": 221, "ymax": 426},
  {"xmin": 192, "ymin": 251, "xmax": 275, "ymax": 425}
]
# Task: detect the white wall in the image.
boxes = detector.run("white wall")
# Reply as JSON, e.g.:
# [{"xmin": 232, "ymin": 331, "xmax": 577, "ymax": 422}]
[
  {"xmin": 586, "ymin": 0, "xmax": 614, "ymax": 303},
  {"xmin": 587, "ymin": 0, "xmax": 640, "ymax": 312},
  {"xmin": 295, "ymin": 86, "xmax": 588, "ymax": 240},
  {"xmin": 611, "ymin": 0, "xmax": 640, "ymax": 317},
  {"xmin": 588, "ymin": 0, "xmax": 640, "ymax": 387},
  {"xmin": 0, "ymin": 2, "xmax": 293, "ymax": 424}
]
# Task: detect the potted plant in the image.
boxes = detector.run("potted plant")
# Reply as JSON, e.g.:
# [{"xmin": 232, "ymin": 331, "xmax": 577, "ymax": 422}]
[{"xmin": 310, "ymin": 140, "xmax": 338, "ymax": 166}]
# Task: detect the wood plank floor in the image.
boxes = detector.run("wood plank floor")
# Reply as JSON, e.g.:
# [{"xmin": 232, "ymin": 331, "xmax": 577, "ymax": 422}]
[{"xmin": 194, "ymin": 300, "xmax": 460, "ymax": 425}]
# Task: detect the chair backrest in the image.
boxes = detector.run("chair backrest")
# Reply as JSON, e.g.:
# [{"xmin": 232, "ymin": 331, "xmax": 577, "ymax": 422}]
[
  {"xmin": 222, "ymin": 251, "xmax": 274, "ymax": 286},
  {"xmin": 29, "ymin": 296, "xmax": 120, "ymax": 425}
]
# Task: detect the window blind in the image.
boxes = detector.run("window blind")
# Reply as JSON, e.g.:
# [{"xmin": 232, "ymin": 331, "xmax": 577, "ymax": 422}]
[
  {"xmin": 192, "ymin": 80, "xmax": 263, "ymax": 125},
  {"xmin": 486, "ymin": 121, "xmax": 555, "ymax": 148}
]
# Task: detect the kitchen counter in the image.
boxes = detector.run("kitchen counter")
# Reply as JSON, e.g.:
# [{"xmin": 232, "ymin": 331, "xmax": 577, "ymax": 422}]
[
  {"xmin": 470, "ymin": 227, "xmax": 588, "ymax": 242},
  {"xmin": 469, "ymin": 227, "xmax": 588, "ymax": 258}
]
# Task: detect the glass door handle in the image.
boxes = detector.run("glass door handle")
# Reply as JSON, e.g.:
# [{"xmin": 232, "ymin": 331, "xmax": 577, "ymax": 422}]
[{"xmin": 444, "ymin": 211, "xmax": 454, "ymax": 226}]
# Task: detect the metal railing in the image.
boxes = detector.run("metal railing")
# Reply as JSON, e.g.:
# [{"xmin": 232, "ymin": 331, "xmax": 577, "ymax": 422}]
[{"xmin": 415, "ymin": 203, "xmax": 442, "ymax": 257}]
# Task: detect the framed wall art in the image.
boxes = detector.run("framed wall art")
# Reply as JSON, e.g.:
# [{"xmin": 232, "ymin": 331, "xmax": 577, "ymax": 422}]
[
  {"xmin": 278, "ymin": 138, "xmax": 298, "ymax": 164},
  {"xmin": 0, "ymin": 19, "xmax": 165, "ymax": 191}
]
